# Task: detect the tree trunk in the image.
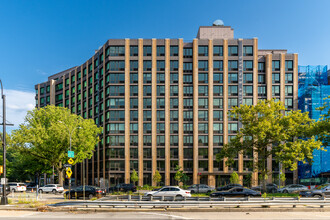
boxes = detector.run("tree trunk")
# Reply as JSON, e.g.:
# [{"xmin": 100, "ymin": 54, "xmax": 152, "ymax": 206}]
[{"xmin": 58, "ymin": 161, "xmax": 63, "ymax": 186}]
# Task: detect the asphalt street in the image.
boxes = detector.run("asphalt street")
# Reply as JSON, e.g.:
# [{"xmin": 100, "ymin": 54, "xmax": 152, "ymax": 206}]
[{"xmin": 1, "ymin": 211, "xmax": 330, "ymax": 220}]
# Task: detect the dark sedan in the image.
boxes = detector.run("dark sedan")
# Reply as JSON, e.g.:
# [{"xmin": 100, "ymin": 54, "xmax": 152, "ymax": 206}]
[
  {"xmin": 210, "ymin": 187, "xmax": 261, "ymax": 198},
  {"xmin": 216, "ymin": 184, "xmax": 242, "ymax": 191},
  {"xmin": 64, "ymin": 186, "xmax": 106, "ymax": 200},
  {"xmin": 109, "ymin": 183, "xmax": 137, "ymax": 193}
]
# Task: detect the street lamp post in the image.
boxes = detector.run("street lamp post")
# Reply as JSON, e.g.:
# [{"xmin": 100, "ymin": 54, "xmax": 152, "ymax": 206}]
[
  {"xmin": 0, "ymin": 80, "xmax": 7, "ymax": 205},
  {"xmin": 59, "ymin": 121, "xmax": 80, "ymax": 199}
]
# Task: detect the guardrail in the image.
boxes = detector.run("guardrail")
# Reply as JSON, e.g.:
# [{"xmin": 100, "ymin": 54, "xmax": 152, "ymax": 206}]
[{"xmin": 52, "ymin": 196, "xmax": 330, "ymax": 209}]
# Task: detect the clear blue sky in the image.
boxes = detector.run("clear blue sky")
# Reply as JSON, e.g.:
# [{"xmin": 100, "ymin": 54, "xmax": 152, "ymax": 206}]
[{"xmin": 0, "ymin": 0, "xmax": 330, "ymax": 130}]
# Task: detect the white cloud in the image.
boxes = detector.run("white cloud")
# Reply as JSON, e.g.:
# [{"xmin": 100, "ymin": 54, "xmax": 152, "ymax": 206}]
[{"xmin": 0, "ymin": 89, "xmax": 35, "ymax": 132}]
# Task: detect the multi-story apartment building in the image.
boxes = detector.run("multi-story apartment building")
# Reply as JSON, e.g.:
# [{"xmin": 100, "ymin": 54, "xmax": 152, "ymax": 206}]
[{"xmin": 35, "ymin": 21, "xmax": 298, "ymax": 187}]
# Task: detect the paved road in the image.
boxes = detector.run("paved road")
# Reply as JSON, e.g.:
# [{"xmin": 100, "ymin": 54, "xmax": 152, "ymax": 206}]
[{"xmin": 1, "ymin": 211, "xmax": 330, "ymax": 220}]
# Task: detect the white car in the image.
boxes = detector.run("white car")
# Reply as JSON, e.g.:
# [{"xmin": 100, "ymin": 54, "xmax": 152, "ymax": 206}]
[
  {"xmin": 38, "ymin": 184, "xmax": 64, "ymax": 194},
  {"xmin": 145, "ymin": 186, "xmax": 191, "ymax": 198},
  {"xmin": 8, "ymin": 182, "xmax": 26, "ymax": 192}
]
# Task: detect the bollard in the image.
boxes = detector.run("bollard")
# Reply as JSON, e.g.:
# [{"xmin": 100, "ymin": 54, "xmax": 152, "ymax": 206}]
[
  {"xmin": 150, "ymin": 196, "xmax": 153, "ymax": 201},
  {"xmin": 139, "ymin": 195, "xmax": 142, "ymax": 201},
  {"xmin": 128, "ymin": 195, "xmax": 131, "ymax": 201},
  {"xmin": 161, "ymin": 196, "xmax": 164, "ymax": 201}
]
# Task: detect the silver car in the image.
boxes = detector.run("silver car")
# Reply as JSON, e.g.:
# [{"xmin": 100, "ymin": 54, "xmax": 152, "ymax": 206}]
[
  {"xmin": 188, "ymin": 184, "xmax": 215, "ymax": 194},
  {"xmin": 38, "ymin": 184, "xmax": 64, "ymax": 194},
  {"xmin": 278, "ymin": 184, "xmax": 308, "ymax": 193},
  {"xmin": 145, "ymin": 186, "xmax": 191, "ymax": 198},
  {"xmin": 300, "ymin": 183, "xmax": 330, "ymax": 198}
]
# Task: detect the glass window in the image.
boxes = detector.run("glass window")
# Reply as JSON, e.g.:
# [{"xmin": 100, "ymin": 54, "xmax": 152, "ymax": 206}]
[
  {"xmin": 228, "ymin": 73, "xmax": 238, "ymax": 83},
  {"xmin": 143, "ymin": 46, "xmax": 152, "ymax": 56},
  {"xmin": 213, "ymin": 123, "xmax": 223, "ymax": 134},
  {"xmin": 213, "ymin": 98, "xmax": 223, "ymax": 108},
  {"xmin": 109, "ymin": 61, "xmax": 125, "ymax": 71},
  {"xmin": 285, "ymin": 73, "xmax": 293, "ymax": 83},
  {"xmin": 243, "ymin": 98, "xmax": 253, "ymax": 106},
  {"xmin": 170, "ymin": 46, "xmax": 178, "ymax": 56},
  {"xmin": 228, "ymin": 46, "xmax": 238, "ymax": 56},
  {"xmin": 214, "ymin": 73, "xmax": 223, "ymax": 83},
  {"xmin": 198, "ymin": 46, "xmax": 208, "ymax": 56},
  {"xmin": 228, "ymin": 123, "xmax": 238, "ymax": 133},
  {"xmin": 285, "ymin": 60, "xmax": 293, "ymax": 71},
  {"xmin": 157, "ymin": 61, "xmax": 165, "ymax": 71},
  {"xmin": 243, "ymin": 61, "xmax": 253, "ymax": 71},
  {"xmin": 272, "ymin": 85, "xmax": 280, "ymax": 96},
  {"xmin": 213, "ymin": 46, "xmax": 223, "ymax": 56},
  {"xmin": 130, "ymin": 73, "xmax": 138, "ymax": 83},
  {"xmin": 198, "ymin": 135, "xmax": 208, "ymax": 146},
  {"xmin": 243, "ymin": 46, "xmax": 253, "ymax": 56},
  {"xmin": 243, "ymin": 86, "xmax": 253, "ymax": 96},
  {"xmin": 213, "ymin": 61, "xmax": 223, "ymax": 71},
  {"xmin": 272, "ymin": 60, "xmax": 280, "ymax": 71},
  {"xmin": 198, "ymin": 85, "xmax": 208, "ymax": 96},
  {"xmin": 285, "ymin": 85, "xmax": 293, "ymax": 96},
  {"xmin": 228, "ymin": 98, "xmax": 238, "ymax": 108},
  {"xmin": 143, "ymin": 61, "xmax": 152, "ymax": 71},
  {"xmin": 130, "ymin": 61, "xmax": 138, "ymax": 71},
  {"xmin": 170, "ymin": 73, "xmax": 178, "ymax": 83},
  {"xmin": 228, "ymin": 86, "xmax": 238, "ymax": 96},
  {"xmin": 285, "ymin": 98, "xmax": 293, "ymax": 108},
  {"xmin": 258, "ymin": 62, "xmax": 265, "ymax": 72},
  {"xmin": 109, "ymin": 46, "xmax": 125, "ymax": 56},
  {"xmin": 143, "ymin": 73, "xmax": 152, "ymax": 83},
  {"xmin": 198, "ymin": 110, "xmax": 208, "ymax": 121},
  {"xmin": 228, "ymin": 61, "xmax": 238, "ymax": 71},
  {"xmin": 198, "ymin": 61, "xmax": 208, "ymax": 71},
  {"xmin": 198, "ymin": 73, "xmax": 208, "ymax": 83},
  {"xmin": 272, "ymin": 73, "xmax": 280, "ymax": 83},
  {"xmin": 214, "ymin": 110, "xmax": 223, "ymax": 121},
  {"xmin": 258, "ymin": 86, "xmax": 266, "ymax": 96},
  {"xmin": 130, "ymin": 46, "xmax": 138, "ymax": 56},
  {"xmin": 183, "ymin": 62, "xmax": 193, "ymax": 72},
  {"xmin": 157, "ymin": 46, "xmax": 165, "ymax": 56},
  {"xmin": 198, "ymin": 98, "xmax": 208, "ymax": 108},
  {"xmin": 258, "ymin": 74, "xmax": 265, "ymax": 84},
  {"xmin": 214, "ymin": 85, "xmax": 223, "ymax": 96},
  {"xmin": 183, "ymin": 48, "xmax": 193, "ymax": 58},
  {"xmin": 170, "ymin": 61, "xmax": 178, "ymax": 71},
  {"xmin": 243, "ymin": 73, "xmax": 253, "ymax": 83}
]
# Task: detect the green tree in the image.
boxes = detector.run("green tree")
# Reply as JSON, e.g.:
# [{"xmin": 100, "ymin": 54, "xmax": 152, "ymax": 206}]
[
  {"xmin": 131, "ymin": 169, "xmax": 139, "ymax": 185},
  {"xmin": 152, "ymin": 170, "xmax": 162, "ymax": 186},
  {"xmin": 174, "ymin": 165, "xmax": 190, "ymax": 185},
  {"xmin": 229, "ymin": 171, "xmax": 240, "ymax": 184},
  {"xmin": 217, "ymin": 99, "xmax": 322, "ymax": 192},
  {"xmin": 11, "ymin": 105, "xmax": 102, "ymax": 186}
]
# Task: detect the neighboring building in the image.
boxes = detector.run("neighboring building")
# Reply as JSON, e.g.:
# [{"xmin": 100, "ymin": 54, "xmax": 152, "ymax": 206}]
[
  {"xmin": 298, "ymin": 65, "xmax": 330, "ymax": 185},
  {"xmin": 35, "ymin": 20, "xmax": 298, "ymax": 187}
]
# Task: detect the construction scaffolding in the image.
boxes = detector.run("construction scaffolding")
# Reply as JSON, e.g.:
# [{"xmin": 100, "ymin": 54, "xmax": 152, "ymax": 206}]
[{"xmin": 298, "ymin": 65, "xmax": 330, "ymax": 180}]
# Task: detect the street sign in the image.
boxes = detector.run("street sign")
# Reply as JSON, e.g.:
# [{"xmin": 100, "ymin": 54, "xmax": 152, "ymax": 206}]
[
  {"xmin": 66, "ymin": 167, "xmax": 72, "ymax": 179},
  {"xmin": 68, "ymin": 158, "xmax": 74, "ymax": 165},
  {"xmin": 0, "ymin": 165, "xmax": 3, "ymax": 174},
  {"xmin": 63, "ymin": 164, "xmax": 72, "ymax": 168},
  {"xmin": 1, "ymin": 178, "xmax": 7, "ymax": 185},
  {"xmin": 68, "ymin": 151, "xmax": 74, "ymax": 158}
]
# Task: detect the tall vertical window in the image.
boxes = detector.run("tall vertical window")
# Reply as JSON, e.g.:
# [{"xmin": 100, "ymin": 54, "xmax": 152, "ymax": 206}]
[
  {"xmin": 258, "ymin": 62, "xmax": 265, "ymax": 72},
  {"xmin": 272, "ymin": 85, "xmax": 280, "ymax": 96},
  {"xmin": 157, "ymin": 46, "xmax": 165, "ymax": 56},
  {"xmin": 285, "ymin": 85, "xmax": 293, "ymax": 96},
  {"xmin": 285, "ymin": 60, "xmax": 293, "ymax": 71},
  {"xmin": 285, "ymin": 73, "xmax": 293, "ymax": 83},
  {"xmin": 170, "ymin": 46, "xmax": 178, "ymax": 56},
  {"xmin": 272, "ymin": 73, "xmax": 280, "ymax": 84},
  {"xmin": 272, "ymin": 61, "xmax": 280, "ymax": 71}
]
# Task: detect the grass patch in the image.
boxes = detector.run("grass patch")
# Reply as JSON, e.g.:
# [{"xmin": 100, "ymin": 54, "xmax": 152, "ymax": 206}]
[
  {"xmin": 266, "ymin": 193, "xmax": 299, "ymax": 197},
  {"xmin": 191, "ymin": 193, "xmax": 211, "ymax": 197}
]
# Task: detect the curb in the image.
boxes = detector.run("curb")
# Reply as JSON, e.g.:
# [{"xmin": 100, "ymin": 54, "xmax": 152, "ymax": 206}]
[{"xmin": 1, "ymin": 206, "xmax": 330, "ymax": 213}]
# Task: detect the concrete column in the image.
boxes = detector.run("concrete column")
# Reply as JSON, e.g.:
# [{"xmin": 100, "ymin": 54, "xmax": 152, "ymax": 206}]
[
  {"xmin": 165, "ymin": 39, "xmax": 171, "ymax": 186},
  {"xmin": 252, "ymin": 38, "xmax": 259, "ymax": 187},
  {"xmin": 178, "ymin": 39, "xmax": 184, "ymax": 170},
  {"xmin": 293, "ymin": 53, "xmax": 299, "ymax": 184},
  {"xmin": 207, "ymin": 39, "xmax": 215, "ymax": 187},
  {"xmin": 138, "ymin": 39, "xmax": 144, "ymax": 186},
  {"xmin": 151, "ymin": 39, "xmax": 157, "ymax": 186},
  {"xmin": 50, "ymin": 80, "xmax": 56, "ymax": 105},
  {"xmin": 237, "ymin": 39, "xmax": 243, "ymax": 185},
  {"xmin": 125, "ymin": 39, "xmax": 131, "ymax": 183},
  {"xmin": 280, "ymin": 53, "xmax": 285, "ymax": 103},
  {"xmin": 92, "ymin": 57, "xmax": 95, "ymax": 186},
  {"xmin": 266, "ymin": 54, "xmax": 272, "ymax": 184},
  {"xmin": 192, "ymin": 39, "xmax": 199, "ymax": 184},
  {"xmin": 223, "ymin": 39, "xmax": 229, "ymax": 173}
]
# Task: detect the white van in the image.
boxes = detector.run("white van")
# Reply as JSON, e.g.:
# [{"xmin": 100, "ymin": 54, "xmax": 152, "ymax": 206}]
[{"xmin": 8, "ymin": 182, "xmax": 26, "ymax": 192}]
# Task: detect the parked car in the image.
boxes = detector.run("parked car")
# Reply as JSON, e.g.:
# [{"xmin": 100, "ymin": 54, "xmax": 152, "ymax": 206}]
[
  {"xmin": 299, "ymin": 183, "xmax": 330, "ymax": 198},
  {"xmin": 216, "ymin": 184, "xmax": 242, "ymax": 191},
  {"xmin": 64, "ymin": 185, "xmax": 106, "ymax": 200},
  {"xmin": 8, "ymin": 182, "xmax": 26, "ymax": 192},
  {"xmin": 144, "ymin": 186, "xmax": 191, "ymax": 198},
  {"xmin": 210, "ymin": 187, "xmax": 261, "ymax": 198},
  {"xmin": 278, "ymin": 184, "xmax": 308, "ymax": 193},
  {"xmin": 38, "ymin": 184, "xmax": 64, "ymax": 194},
  {"xmin": 188, "ymin": 184, "xmax": 215, "ymax": 194},
  {"xmin": 251, "ymin": 183, "xmax": 278, "ymax": 193},
  {"xmin": 109, "ymin": 183, "xmax": 136, "ymax": 193}
]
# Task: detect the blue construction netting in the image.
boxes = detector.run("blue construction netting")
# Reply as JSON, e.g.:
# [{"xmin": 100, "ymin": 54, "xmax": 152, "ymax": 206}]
[{"xmin": 298, "ymin": 65, "xmax": 330, "ymax": 179}]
